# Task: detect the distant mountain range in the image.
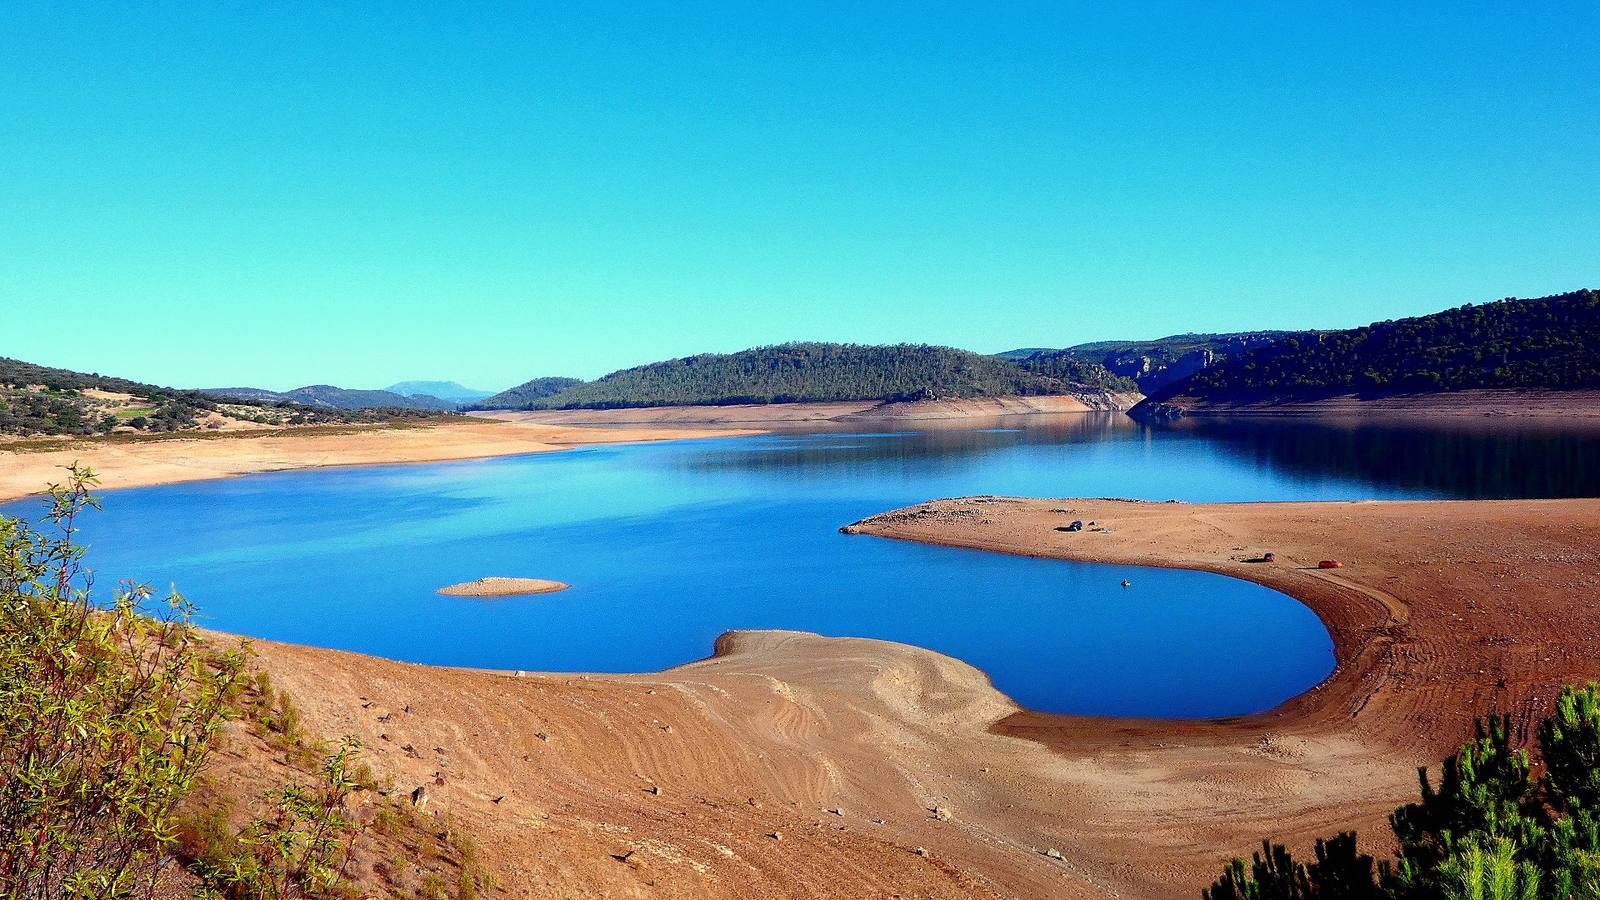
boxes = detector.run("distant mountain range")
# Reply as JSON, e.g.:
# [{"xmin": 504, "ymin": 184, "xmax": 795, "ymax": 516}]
[
  {"xmin": 207, "ymin": 380, "xmax": 498, "ymax": 411},
  {"xmin": 11, "ymin": 288, "xmax": 1595, "ymax": 435},
  {"xmin": 472, "ymin": 342, "xmax": 1137, "ymax": 411},
  {"xmin": 206, "ymin": 385, "xmax": 459, "ymax": 412},
  {"xmin": 0, "ymin": 358, "xmax": 447, "ymax": 436}
]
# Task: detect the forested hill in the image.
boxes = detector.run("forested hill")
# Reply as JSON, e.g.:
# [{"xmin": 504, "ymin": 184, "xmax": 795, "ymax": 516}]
[
  {"xmin": 1002, "ymin": 331, "xmax": 1293, "ymax": 394},
  {"xmin": 1151, "ymin": 290, "xmax": 1600, "ymax": 404},
  {"xmin": 469, "ymin": 376, "xmax": 585, "ymax": 410},
  {"xmin": 486, "ymin": 343, "xmax": 1136, "ymax": 410}
]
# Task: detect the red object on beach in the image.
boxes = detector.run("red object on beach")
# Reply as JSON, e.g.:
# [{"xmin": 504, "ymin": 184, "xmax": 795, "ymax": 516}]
[
  {"xmin": 1318, "ymin": 559, "xmax": 1343, "ymax": 569},
  {"xmin": 1264, "ymin": 552, "xmax": 1276, "ymax": 562}
]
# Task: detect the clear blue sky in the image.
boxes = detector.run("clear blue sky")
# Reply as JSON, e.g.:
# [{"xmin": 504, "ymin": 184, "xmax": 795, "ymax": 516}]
[{"xmin": 3, "ymin": 3, "xmax": 1596, "ymax": 391}]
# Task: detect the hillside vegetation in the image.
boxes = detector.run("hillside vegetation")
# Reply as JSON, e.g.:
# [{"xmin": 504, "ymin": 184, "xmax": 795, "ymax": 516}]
[
  {"xmin": 1004, "ymin": 332, "xmax": 1293, "ymax": 394},
  {"xmin": 1207, "ymin": 689, "xmax": 1600, "ymax": 899},
  {"xmin": 0, "ymin": 357, "xmax": 448, "ymax": 437},
  {"xmin": 1013, "ymin": 344, "xmax": 1236, "ymax": 394},
  {"xmin": 470, "ymin": 376, "xmax": 585, "ymax": 410},
  {"xmin": 1158, "ymin": 290, "xmax": 1600, "ymax": 403},
  {"xmin": 207, "ymin": 384, "xmax": 458, "ymax": 412},
  {"xmin": 0, "ymin": 470, "xmax": 492, "ymax": 897},
  {"xmin": 482, "ymin": 343, "xmax": 1135, "ymax": 410}
]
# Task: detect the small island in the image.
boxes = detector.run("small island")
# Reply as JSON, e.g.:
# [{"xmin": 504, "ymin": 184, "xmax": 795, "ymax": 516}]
[{"xmin": 436, "ymin": 577, "xmax": 569, "ymax": 598}]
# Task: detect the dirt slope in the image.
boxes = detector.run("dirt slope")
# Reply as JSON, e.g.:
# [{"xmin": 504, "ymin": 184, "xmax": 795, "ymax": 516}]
[{"xmin": 238, "ymin": 496, "xmax": 1600, "ymax": 898}]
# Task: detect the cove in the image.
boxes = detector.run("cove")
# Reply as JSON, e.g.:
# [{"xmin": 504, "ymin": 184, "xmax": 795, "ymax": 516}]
[{"xmin": 18, "ymin": 412, "xmax": 1579, "ymax": 719}]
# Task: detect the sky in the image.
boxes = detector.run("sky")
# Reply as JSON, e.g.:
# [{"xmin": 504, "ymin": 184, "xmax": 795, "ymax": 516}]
[{"xmin": 2, "ymin": 3, "xmax": 1597, "ymax": 391}]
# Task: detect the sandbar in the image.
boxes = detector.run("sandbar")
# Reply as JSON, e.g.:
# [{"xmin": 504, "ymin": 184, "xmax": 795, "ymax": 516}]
[{"xmin": 438, "ymin": 577, "xmax": 570, "ymax": 597}]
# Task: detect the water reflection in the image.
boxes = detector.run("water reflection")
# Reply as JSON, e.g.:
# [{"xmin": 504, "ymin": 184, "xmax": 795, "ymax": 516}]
[{"xmin": 1170, "ymin": 416, "xmax": 1600, "ymax": 499}]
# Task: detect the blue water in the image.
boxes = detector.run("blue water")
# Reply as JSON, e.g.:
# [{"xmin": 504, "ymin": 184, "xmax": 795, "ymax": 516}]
[{"xmin": 11, "ymin": 413, "xmax": 1592, "ymax": 718}]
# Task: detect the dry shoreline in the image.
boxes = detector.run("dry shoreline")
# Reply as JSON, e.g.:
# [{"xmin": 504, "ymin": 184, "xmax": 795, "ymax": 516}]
[
  {"xmin": 470, "ymin": 393, "xmax": 1140, "ymax": 427},
  {"xmin": 0, "ymin": 418, "xmax": 755, "ymax": 504},
  {"xmin": 0, "ymin": 395, "xmax": 1135, "ymax": 504},
  {"xmin": 234, "ymin": 495, "xmax": 1600, "ymax": 898},
  {"xmin": 1150, "ymin": 387, "xmax": 1600, "ymax": 418}
]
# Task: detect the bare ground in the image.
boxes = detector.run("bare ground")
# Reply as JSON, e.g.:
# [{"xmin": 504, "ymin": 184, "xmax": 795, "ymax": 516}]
[
  {"xmin": 230, "ymin": 496, "xmax": 1600, "ymax": 898},
  {"xmin": 0, "ymin": 419, "xmax": 754, "ymax": 503},
  {"xmin": 471, "ymin": 394, "xmax": 1139, "ymax": 427}
]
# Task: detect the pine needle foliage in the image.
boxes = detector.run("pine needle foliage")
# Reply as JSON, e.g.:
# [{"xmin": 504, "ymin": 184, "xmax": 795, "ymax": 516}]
[{"xmin": 1204, "ymin": 688, "xmax": 1600, "ymax": 899}]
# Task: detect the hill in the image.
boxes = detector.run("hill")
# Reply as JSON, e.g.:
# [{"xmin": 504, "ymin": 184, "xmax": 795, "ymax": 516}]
[
  {"xmin": 384, "ymin": 380, "xmax": 494, "ymax": 402},
  {"xmin": 470, "ymin": 376, "xmax": 586, "ymax": 410},
  {"xmin": 285, "ymin": 385, "xmax": 457, "ymax": 411},
  {"xmin": 1003, "ymin": 332, "xmax": 1294, "ymax": 394},
  {"xmin": 1, "ymin": 358, "xmax": 448, "ymax": 436},
  {"xmin": 1144, "ymin": 289, "xmax": 1600, "ymax": 411},
  {"xmin": 495, "ymin": 343, "xmax": 1136, "ymax": 411},
  {"xmin": 207, "ymin": 384, "xmax": 458, "ymax": 412}
]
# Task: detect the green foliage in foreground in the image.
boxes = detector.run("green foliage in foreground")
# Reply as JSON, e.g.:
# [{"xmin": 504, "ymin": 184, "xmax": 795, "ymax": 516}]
[
  {"xmin": 1204, "ymin": 695, "xmax": 1600, "ymax": 899},
  {"xmin": 0, "ymin": 465, "xmax": 246, "ymax": 896},
  {"xmin": 496, "ymin": 342, "xmax": 1132, "ymax": 410},
  {"xmin": 0, "ymin": 466, "xmax": 370, "ymax": 899},
  {"xmin": 187, "ymin": 738, "xmax": 369, "ymax": 900}
]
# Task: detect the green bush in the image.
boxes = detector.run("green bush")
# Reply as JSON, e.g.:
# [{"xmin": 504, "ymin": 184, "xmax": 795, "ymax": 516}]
[
  {"xmin": 0, "ymin": 464, "xmax": 246, "ymax": 897},
  {"xmin": 189, "ymin": 738, "xmax": 367, "ymax": 900},
  {"xmin": 1205, "ymin": 687, "xmax": 1600, "ymax": 899}
]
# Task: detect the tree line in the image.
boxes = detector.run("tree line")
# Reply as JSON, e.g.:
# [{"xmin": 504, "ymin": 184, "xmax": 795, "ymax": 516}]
[
  {"xmin": 1168, "ymin": 290, "xmax": 1600, "ymax": 400},
  {"xmin": 477, "ymin": 342, "xmax": 1135, "ymax": 411}
]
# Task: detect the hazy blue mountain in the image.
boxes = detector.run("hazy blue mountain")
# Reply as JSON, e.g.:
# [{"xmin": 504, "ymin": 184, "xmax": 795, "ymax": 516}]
[{"xmin": 384, "ymin": 380, "xmax": 493, "ymax": 402}]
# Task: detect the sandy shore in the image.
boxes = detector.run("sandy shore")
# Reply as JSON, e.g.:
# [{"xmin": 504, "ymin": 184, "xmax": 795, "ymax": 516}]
[
  {"xmin": 471, "ymin": 393, "xmax": 1139, "ymax": 427},
  {"xmin": 0, "ymin": 419, "xmax": 753, "ymax": 504},
  {"xmin": 233, "ymin": 495, "xmax": 1600, "ymax": 898},
  {"xmin": 437, "ymin": 577, "xmax": 570, "ymax": 597}
]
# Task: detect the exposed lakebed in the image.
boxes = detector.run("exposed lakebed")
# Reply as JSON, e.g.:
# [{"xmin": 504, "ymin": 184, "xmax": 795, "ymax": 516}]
[{"xmin": 9, "ymin": 413, "xmax": 1595, "ymax": 717}]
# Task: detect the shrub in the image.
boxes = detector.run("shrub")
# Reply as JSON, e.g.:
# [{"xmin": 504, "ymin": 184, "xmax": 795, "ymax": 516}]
[
  {"xmin": 0, "ymin": 464, "xmax": 246, "ymax": 897},
  {"xmin": 190, "ymin": 738, "xmax": 368, "ymax": 900},
  {"xmin": 1204, "ymin": 686, "xmax": 1600, "ymax": 899}
]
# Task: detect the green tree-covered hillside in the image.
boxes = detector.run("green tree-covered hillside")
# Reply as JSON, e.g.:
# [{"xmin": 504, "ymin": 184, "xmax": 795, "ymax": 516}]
[
  {"xmin": 494, "ymin": 342, "xmax": 1134, "ymax": 410},
  {"xmin": 1160, "ymin": 290, "xmax": 1600, "ymax": 401},
  {"xmin": 470, "ymin": 376, "xmax": 585, "ymax": 410}
]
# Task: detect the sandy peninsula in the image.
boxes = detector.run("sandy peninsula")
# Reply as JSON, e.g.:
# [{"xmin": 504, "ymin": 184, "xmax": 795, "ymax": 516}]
[
  {"xmin": 227, "ymin": 495, "xmax": 1600, "ymax": 898},
  {"xmin": 0, "ymin": 418, "xmax": 753, "ymax": 504},
  {"xmin": 437, "ymin": 577, "xmax": 570, "ymax": 597}
]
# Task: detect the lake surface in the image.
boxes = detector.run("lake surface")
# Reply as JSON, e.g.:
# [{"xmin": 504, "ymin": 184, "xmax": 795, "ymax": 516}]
[{"xmin": 6, "ymin": 413, "xmax": 1596, "ymax": 718}]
